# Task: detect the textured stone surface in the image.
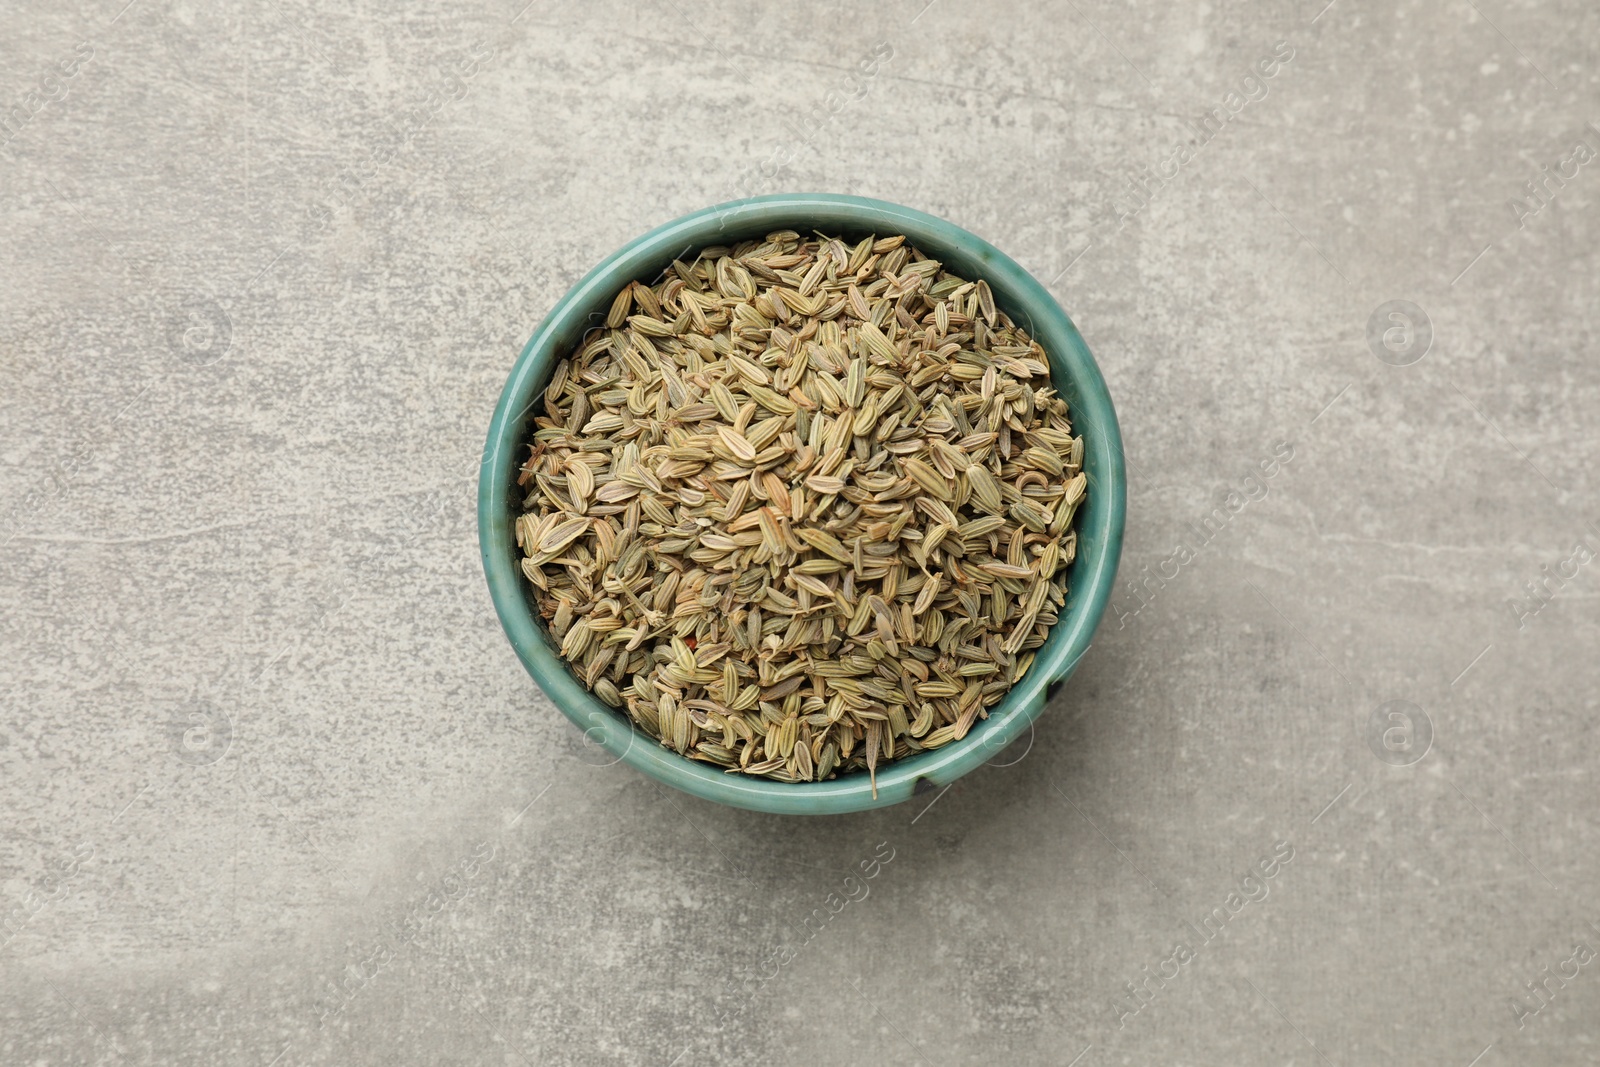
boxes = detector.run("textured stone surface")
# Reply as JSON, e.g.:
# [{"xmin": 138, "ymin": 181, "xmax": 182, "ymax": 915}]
[{"xmin": 3, "ymin": 1, "xmax": 1598, "ymax": 1064}]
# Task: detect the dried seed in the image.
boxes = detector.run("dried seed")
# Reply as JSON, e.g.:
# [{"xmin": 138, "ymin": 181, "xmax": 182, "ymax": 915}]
[
  {"xmin": 716, "ymin": 426, "xmax": 758, "ymax": 463},
  {"xmin": 539, "ymin": 517, "xmax": 590, "ymax": 553},
  {"xmin": 902, "ymin": 458, "xmax": 952, "ymax": 502},
  {"xmin": 606, "ymin": 286, "xmax": 634, "ymax": 329},
  {"xmin": 975, "ymin": 279, "xmax": 996, "ymax": 324}
]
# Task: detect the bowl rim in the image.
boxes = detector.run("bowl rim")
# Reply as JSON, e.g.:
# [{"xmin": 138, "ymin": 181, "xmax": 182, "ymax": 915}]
[{"xmin": 478, "ymin": 193, "xmax": 1125, "ymax": 814}]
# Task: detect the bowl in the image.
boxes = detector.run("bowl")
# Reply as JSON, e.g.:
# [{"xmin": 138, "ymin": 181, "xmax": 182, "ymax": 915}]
[{"xmin": 479, "ymin": 193, "xmax": 1125, "ymax": 814}]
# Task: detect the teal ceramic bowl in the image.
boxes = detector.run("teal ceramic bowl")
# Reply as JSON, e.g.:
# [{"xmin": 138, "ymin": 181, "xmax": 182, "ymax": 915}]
[{"xmin": 479, "ymin": 194, "xmax": 1124, "ymax": 814}]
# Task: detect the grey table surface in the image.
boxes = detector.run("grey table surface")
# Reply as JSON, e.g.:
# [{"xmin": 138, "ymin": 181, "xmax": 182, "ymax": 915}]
[{"xmin": 3, "ymin": 1, "xmax": 1598, "ymax": 1064}]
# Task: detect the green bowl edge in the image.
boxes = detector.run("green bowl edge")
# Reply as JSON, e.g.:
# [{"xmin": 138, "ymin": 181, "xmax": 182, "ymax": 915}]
[{"xmin": 478, "ymin": 193, "xmax": 1126, "ymax": 815}]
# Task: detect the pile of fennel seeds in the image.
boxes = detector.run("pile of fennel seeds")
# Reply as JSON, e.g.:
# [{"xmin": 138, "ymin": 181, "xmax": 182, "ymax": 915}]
[{"xmin": 516, "ymin": 230, "xmax": 1086, "ymax": 792}]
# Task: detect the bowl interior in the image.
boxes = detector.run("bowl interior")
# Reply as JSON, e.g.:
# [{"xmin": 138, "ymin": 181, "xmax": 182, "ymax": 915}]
[{"xmin": 479, "ymin": 194, "xmax": 1125, "ymax": 814}]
